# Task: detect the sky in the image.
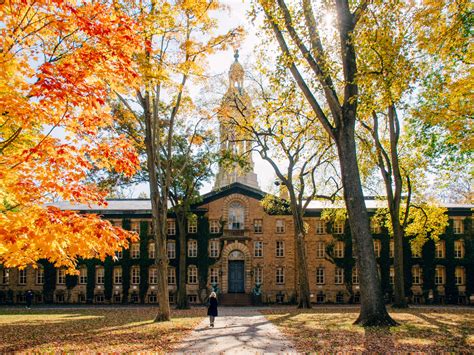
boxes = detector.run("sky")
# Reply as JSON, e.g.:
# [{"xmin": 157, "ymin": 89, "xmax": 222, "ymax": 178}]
[{"xmin": 130, "ymin": 0, "xmax": 279, "ymax": 198}]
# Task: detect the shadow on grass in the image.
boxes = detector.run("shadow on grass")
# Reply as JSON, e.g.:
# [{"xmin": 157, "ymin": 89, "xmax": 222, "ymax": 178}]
[
  {"xmin": 263, "ymin": 308, "xmax": 474, "ymax": 353},
  {"xmin": 0, "ymin": 308, "xmax": 203, "ymax": 352}
]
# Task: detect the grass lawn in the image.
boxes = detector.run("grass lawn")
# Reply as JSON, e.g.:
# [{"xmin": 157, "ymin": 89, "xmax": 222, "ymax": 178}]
[
  {"xmin": 0, "ymin": 307, "xmax": 204, "ymax": 352},
  {"xmin": 262, "ymin": 306, "xmax": 474, "ymax": 353}
]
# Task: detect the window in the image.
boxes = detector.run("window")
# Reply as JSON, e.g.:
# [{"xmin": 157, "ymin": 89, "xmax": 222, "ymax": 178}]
[
  {"xmin": 95, "ymin": 294, "xmax": 105, "ymax": 303},
  {"xmin": 316, "ymin": 268, "xmax": 325, "ymax": 284},
  {"xmin": 148, "ymin": 242, "xmax": 156, "ymax": 259},
  {"xmin": 228, "ymin": 202, "xmax": 245, "ymax": 230},
  {"xmin": 114, "ymin": 267, "xmax": 122, "ymax": 284},
  {"xmin": 96, "ymin": 267, "xmax": 105, "ymax": 284},
  {"xmin": 210, "ymin": 268, "xmax": 219, "ymax": 285},
  {"xmin": 435, "ymin": 266, "xmax": 445, "ymax": 285},
  {"xmin": 389, "ymin": 267, "xmax": 394, "ymax": 285},
  {"xmin": 389, "ymin": 240, "xmax": 394, "ymax": 258},
  {"xmin": 352, "ymin": 267, "xmax": 359, "ymax": 285},
  {"xmin": 131, "ymin": 243, "xmax": 140, "ymax": 259},
  {"xmin": 254, "ymin": 219, "xmax": 263, "ymax": 233},
  {"xmin": 167, "ymin": 240, "xmax": 176, "ymax": 259},
  {"xmin": 254, "ymin": 241, "xmax": 263, "ymax": 257},
  {"xmin": 1, "ymin": 269, "xmax": 9, "ymax": 285},
  {"xmin": 412, "ymin": 266, "xmax": 422, "ymax": 285},
  {"xmin": 188, "ymin": 294, "xmax": 198, "ymax": 303},
  {"xmin": 316, "ymin": 242, "xmax": 325, "ymax": 258},
  {"xmin": 210, "ymin": 220, "xmax": 220, "ymax": 234},
  {"xmin": 316, "ymin": 220, "xmax": 326, "ymax": 234},
  {"xmin": 316, "ymin": 292, "xmax": 325, "ymax": 303},
  {"xmin": 276, "ymin": 241, "xmax": 285, "ymax": 257},
  {"xmin": 454, "ymin": 240, "xmax": 465, "ymax": 259},
  {"xmin": 276, "ymin": 293, "xmax": 284, "ymax": 303},
  {"xmin": 276, "ymin": 267, "xmax": 284, "ymax": 284},
  {"xmin": 18, "ymin": 269, "xmax": 27, "ymax": 285},
  {"xmin": 336, "ymin": 292, "xmax": 344, "ymax": 303},
  {"xmin": 455, "ymin": 266, "xmax": 465, "ymax": 285},
  {"xmin": 149, "ymin": 268, "xmax": 158, "ymax": 284},
  {"xmin": 209, "ymin": 240, "xmax": 220, "ymax": 258},
  {"xmin": 148, "ymin": 294, "xmax": 157, "ymax": 303},
  {"xmin": 79, "ymin": 267, "xmax": 87, "ymax": 284},
  {"xmin": 188, "ymin": 217, "xmax": 197, "ymax": 234},
  {"xmin": 115, "ymin": 249, "xmax": 123, "ymax": 260},
  {"xmin": 167, "ymin": 219, "xmax": 176, "ymax": 235},
  {"xmin": 254, "ymin": 267, "xmax": 263, "ymax": 284},
  {"xmin": 188, "ymin": 266, "xmax": 198, "ymax": 284},
  {"xmin": 36, "ymin": 268, "xmax": 44, "ymax": 285},
  {"xmin": 130, "ymin": 221, "xmax": 140, "ymax": 233},
  {"xmin": 113, "ymin": 294, "xmax": 121, "ymax": 303},
  {"xmin": 276, "ymin": 219, "xmax": 285, "ymax": 233},
  {"xmin": 168, "ymin": 267, "xmax": 176, "ymax": 285},
  {"xmin": 370, "ymin": 218, "xmax": 381, "ymax": 234},
  {"xmin": 333, "ymin": 221, "xmax": 344, "ymax": 234},
  {"xmin": 435, "ymin": 241, "xmax": 445, "ymax": 258},
  {"xmin": 131, "ymin": 267, "xmax": 140, "ymax": 285},
  {"xmin": 453, "ymin": 219, "xmax": 464, "ymax": 234},
  {"xmin": 56, "ymin": 293, "xmax": 65, "ymax": 303},
  {"xmin": 57, "ymin": 269, "xmax": 66, "ymax": 285},
  {"xmin": 334, "ymin": 241, "xmax": 344, "ymax": 258},
  {"xmin": 188, "ymin": 239, "xmax": 198, "ymax": 257},
  {"xmin": 335, "ymin": 267, "xmax": 344, "ymax": 284},
  {"xmin": 131, "ymin": 294, "xmax": 139, "ymax": 303},
  {"xmin": 373, "ymin": 239, "xmax": 381, "ymax": 258}
]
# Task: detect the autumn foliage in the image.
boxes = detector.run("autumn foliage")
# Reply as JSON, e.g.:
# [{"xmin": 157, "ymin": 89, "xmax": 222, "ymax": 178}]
[{"xmin": 0, "ymin": 1, "xmax": 141, "ymax": 270}]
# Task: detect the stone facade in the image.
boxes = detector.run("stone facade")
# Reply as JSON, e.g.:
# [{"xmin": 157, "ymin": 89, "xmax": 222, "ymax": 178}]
[{"xmin": 0, "ymin": 183, "xmax": 472, "ymax": 306}]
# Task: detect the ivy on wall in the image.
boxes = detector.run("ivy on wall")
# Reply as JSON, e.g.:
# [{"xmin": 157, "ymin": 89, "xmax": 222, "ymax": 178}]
[
  {"xmin": 139, "ymin": 220, "xmax": 152, "ymax": 303},
  {"xmin": 41, "ymin": 260, "xmax": 56, "ymax": 303},
  {"xmin": 104, "ymin": 256, "xmax": 113, "ymax": 301},
  {"xmin": 120, "ymin": 218, "xmax": 131, "ymax": 303}
]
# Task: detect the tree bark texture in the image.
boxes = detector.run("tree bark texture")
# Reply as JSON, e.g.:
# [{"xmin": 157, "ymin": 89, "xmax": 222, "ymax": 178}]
[
  {"xmin": 336, "ymin": 125, "xmax": 397, "ymax": 326},
  {"xmin": 144, "ymin": 89, "xmax": 171, "ymax": 322}
]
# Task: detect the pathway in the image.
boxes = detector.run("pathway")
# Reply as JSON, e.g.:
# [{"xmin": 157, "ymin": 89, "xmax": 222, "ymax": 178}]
[{"xmin": 173, "ymin": 307, "xmax": 297, "ymax": 354}]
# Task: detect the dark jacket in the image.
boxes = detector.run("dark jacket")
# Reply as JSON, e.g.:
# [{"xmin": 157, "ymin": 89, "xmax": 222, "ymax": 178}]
[{"xmin": 207, "ymin": 297, "xmax": 218, "ymax": 317}]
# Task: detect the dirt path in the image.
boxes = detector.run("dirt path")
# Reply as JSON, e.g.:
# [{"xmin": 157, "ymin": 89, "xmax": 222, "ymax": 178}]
[{"xmin": 173, "ymin": 307, "xmax": 297, "ymax": 354}]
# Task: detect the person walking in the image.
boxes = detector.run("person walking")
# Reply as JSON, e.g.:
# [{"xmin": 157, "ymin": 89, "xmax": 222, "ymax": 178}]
[
  {"xmin": 207, "ymin": 292, "xmax": 218, "ymax": 328},
  {"xmin": 25, "ymin": 290, "xmax": 33, "ymax": 309}
]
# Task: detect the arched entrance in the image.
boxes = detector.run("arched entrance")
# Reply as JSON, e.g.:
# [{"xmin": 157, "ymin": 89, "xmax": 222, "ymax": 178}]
[{"xmin": 228, "ymin": 250, "xmax": 245, "ymax": 293}]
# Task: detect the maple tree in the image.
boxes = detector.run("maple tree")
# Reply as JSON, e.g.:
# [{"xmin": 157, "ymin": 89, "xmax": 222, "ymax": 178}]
[{"xmin": 0, "ymin": 1, "xmax": 141, "ymax": 271}]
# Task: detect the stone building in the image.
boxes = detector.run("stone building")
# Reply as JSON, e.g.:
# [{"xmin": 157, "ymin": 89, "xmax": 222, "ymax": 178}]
[{"xmin": 0, "ymin": 55, "xmax": 473, "ymax": 306}]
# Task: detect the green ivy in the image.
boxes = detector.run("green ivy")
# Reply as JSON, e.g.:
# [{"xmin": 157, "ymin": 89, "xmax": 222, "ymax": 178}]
[
  {"xmin": 139, "ymin": 220, "xmax": 152, "ymax": 303},
  {"xmin": 86, "ymin": 260, "xmax": 96, "ymax": 303},
  {"xmin": 41, "ymin": 260, "xmax": 56, "ymax": 304},
  {"xmin": 121, "ymin": 218, "xmax": 132, "ymax": 303},
  {"xmin": 104, "ymin": 256, "xmax": 113, "ymax": 301}
]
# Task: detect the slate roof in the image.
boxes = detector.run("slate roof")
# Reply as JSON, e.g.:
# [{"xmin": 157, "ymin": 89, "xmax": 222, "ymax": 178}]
[{"xmin": 48, "ymin": 182, "xmax": 473, "ymax": 215}]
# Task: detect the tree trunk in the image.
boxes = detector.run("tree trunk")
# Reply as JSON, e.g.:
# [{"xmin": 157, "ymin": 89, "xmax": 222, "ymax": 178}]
[
  {"xmin": 176, "ymin": 214, "xmax": 189, "ymax": 309},
  {"xmin": 288, "ymin": 190, "xmax": 312, "ymax": 308},
  {"xmin": 336, "ymin": 124, "xmax": 397, "ymax": 326},
  {"xmin": 388, "ymin": 105, "xmax": 407, "ymax": 308},
  {"xmin": 144, "ymin": 89, "xmax": 171, "ymax": 322}
]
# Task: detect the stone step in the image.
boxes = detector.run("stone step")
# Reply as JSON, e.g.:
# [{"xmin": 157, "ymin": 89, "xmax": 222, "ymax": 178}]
[{"xmin": 219, "ymin": 293, "xmax": 253, "ymax": 306}]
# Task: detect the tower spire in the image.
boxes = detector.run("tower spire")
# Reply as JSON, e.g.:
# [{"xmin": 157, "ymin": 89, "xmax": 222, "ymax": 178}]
[{"xmin": 213, "ymin": 51, "xmax": 260, "ymax": 191}]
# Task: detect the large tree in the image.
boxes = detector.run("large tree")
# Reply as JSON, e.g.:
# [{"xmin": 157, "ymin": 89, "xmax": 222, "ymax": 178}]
[
  {"xmin": 113, "ymin": 0, "xmax": 240, "ymax": 321},
  {"xmin": 0, "ymin": 0, "xmax": 140, "ymax": 271},
  {"xmin": 256, "ymin": 0, "xmax": 396, "ymax": 325},
  {"xmin": 227, "ymin": 73, "xmax": 339, "ymax": 308}
]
